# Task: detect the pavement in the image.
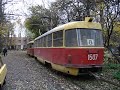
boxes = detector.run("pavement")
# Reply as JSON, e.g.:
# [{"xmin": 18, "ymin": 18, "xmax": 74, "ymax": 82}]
[{"xmin": 1, "ymin": 50, "xmax": 82, "ymax": 90}]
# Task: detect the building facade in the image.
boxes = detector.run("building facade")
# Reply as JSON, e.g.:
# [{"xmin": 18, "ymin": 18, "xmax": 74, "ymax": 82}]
[
  {"xmin": 15, "ymin": 37, "xmax": 28, "ymax": 50},
  {"xmin": 7, "ymin": 36, "xmax": 29, "ymax": 50}
]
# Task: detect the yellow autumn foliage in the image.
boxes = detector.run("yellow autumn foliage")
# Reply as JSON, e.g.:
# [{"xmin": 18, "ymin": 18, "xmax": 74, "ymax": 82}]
[
  {"xmin": 114, "ymin": 22, "xmax": 120, "ymax": 32},
  {"xmin": 0, "ymin": 24, "xmax": 9, "ymax": 36}
]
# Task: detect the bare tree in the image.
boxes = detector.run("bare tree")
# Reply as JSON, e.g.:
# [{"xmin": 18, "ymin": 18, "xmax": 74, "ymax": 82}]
[{"xmin": 103, "ymin": 0, "xmax": 120, "ymax": 47}]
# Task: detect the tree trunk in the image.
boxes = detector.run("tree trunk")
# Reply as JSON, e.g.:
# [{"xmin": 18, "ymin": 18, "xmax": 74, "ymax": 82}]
[
  {"xmin": 0, "ymin": 0, "xmax": 3, "ymax": 52},
  {"xmin": 86, "ymin": 0, "xmax": 90, "ymax": 17}
]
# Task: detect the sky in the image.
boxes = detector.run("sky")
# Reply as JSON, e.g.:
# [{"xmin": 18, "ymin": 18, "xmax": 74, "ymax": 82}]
[{"xmin": 5, "ymin": 0, "xmax": 55, "ymax": 37}]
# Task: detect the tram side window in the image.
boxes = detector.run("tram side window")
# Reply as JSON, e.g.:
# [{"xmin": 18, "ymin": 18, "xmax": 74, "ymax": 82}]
[
  {"xmin": 65, "ymin": 29, "xmax": 78, "ymax": 47},
  {"xmin": 30, "ymin": 43, "xmax": 34, "ymax": 48},
  {"xmin": 35, "ymin": 40, "xmax": 37, "ymax": 47},
  {"xmin": 40, "ymin": 37, "xmax": 43, "ymax": 47},
  {"xmin": 29, "ymin": 44, "xmax": 31, "ymax": 48},
  {"xmin": 47, "ymin": 34, "xmax": 52, "ymax": 47},
  {"xmin": 39, "ymin": 39, "xmax": 41, "ymax": 47},
  {"xmin": 34, "ymin": 41, "xmax": 36, "ymax": 47},
  {"xmin": 30, "ymin": 43, "xmax": 32, "ymax": 48},
  {"xmin": 40, "ymin": 38, "xmax": 42, "ymax": 47},
  {"xmin": 32, "ymin": 43, "xmax": 34, "ymax": 48},
  {"xmin": 53, "ymin": 30, "xmax": 63, "ymax": 47},
  {"xmin": 43, "ymin": 36, "xmax": 46, "ymax": 47},
  {"xmin": 38, "ymin": 38, "xmax": 40, "ymax": 47},
  {"xmin": 36, "ymin": 41, "xmax": 38, "ymax": 47},
  {"xmin": 35, "ymin": 41, "xmax": 37, "ymax": 47},
  {"xmin": 37, "ymin": 39, "xmax": 39, "ymax": 47},
  {"xmin": 27, "ymin": 44, "xmax": 29, "ymax": 48},
  {"xmin": 34, "ymin": 42, "xmax": 35, "ymax": 47}
]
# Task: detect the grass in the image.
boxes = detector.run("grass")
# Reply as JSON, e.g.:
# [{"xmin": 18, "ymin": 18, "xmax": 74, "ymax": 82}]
[
  {"xmin": 106, "ymin": 63, "xmax": 120, "ymax": 69},
  {"xmin": 113, "ymin": 71, "xmax": 120, "ymax": 80},
  {"xmin": 104, "ymin": 63, "xmax": 120, "ymax": 80}
]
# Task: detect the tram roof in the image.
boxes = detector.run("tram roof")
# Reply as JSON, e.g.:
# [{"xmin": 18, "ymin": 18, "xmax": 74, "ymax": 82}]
[
  {"xmin": 27, "ymin": 40, "xmax": 34, "ymax": 44},
  {"xmin": 35, "ymin": 21, "xmax": 101, "ymax": 41},
  {"xmin": 35, "ymin": 24, "xmax": 64, "ymax": 40}
]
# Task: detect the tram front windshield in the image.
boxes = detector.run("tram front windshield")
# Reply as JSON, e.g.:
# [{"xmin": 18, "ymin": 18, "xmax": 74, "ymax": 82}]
[{"xmin": 65, "ymin": 29, "xmax": 103, "ymax": 47}]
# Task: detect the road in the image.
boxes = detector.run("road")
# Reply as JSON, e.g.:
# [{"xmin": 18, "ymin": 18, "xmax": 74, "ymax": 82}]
[{"xmin": 2, "ymin": 50, "xmax": 82, "ymax": 90}]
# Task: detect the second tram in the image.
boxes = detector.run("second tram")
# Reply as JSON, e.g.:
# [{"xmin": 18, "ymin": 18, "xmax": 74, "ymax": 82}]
[{"xmin": 27, "ymin": 41, "xmax": 34, "ymax": 56}]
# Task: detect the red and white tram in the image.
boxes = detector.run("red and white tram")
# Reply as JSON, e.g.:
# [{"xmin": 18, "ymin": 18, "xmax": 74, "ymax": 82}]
[
  {"xmin": 33, "ymin": 17, "xmax": 104, "ymax": 75},
  {"xmin": 27, "ymin": 41, "xmax": 34, "ymax": 56}
]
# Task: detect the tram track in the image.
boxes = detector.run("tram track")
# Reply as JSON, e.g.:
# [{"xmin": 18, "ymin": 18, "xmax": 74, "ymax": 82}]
[
  {"xmin": 89, "ymin": 71, "xmax": 120, "ymax": 88},
  {"xmin": 66, "ymin": 77, "xmax": 88, "ymax": 90},
  {"xmin": 36, "ymin": 62, "xmax": 86, "ymax": 90},
  {"xmin": 41, "ymin": 65, "xmax": 88, "ymax": 90},
  {"xmin": 35, "ymin": 58, "xmax": 120, "ymax": 89},
  {"xmin": 49, "ymin": 70, "xmax": 88, "ymax": 90},
  {"xmin": 60, "ymin": 71, "xmax": 120, "ymax": 90},
  {"xmin": 38, "ymin": 62, "xmax": 119, "ymax": 89}
]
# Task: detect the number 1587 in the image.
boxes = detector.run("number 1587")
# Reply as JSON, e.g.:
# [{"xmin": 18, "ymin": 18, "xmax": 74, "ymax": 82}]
[{"xmin": 88, "ymin": 54, "xmax": 98, "ymax": 60}]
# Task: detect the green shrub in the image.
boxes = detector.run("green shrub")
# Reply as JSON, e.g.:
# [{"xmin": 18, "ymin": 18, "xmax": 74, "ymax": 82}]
[
  {"xmin": 107, "ymin": 64, "xmax": 120, "ymax": 69},
  {"xmin": 113, "ymin": 71, "xmax": 120, "ymax": 80}
]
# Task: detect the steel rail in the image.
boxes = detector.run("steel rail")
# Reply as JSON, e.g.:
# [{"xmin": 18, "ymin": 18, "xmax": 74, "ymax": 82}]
[{"xmin": 89, "ymin": 72, "xmax": 120, "ymax": 87}]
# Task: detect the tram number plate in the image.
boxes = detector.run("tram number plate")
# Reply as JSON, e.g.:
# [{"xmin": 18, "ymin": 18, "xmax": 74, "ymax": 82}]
[{"xmin": 88, "ymin": 54, "xmax": 98, "ymax": 60}]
